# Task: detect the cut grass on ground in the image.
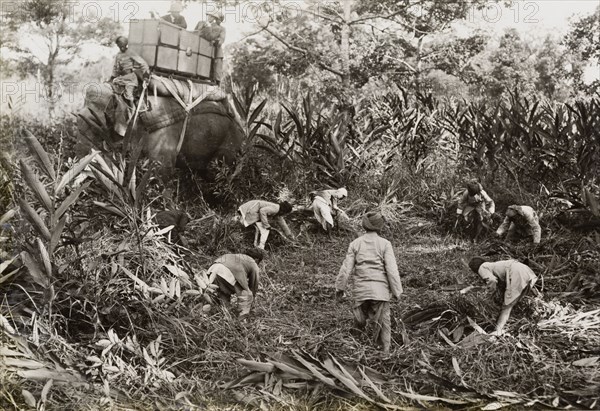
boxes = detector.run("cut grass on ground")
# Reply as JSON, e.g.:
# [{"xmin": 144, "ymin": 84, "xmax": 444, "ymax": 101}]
[{"xmin": 2, "ymin": 221, "xmax": 598, "ymax": 410}]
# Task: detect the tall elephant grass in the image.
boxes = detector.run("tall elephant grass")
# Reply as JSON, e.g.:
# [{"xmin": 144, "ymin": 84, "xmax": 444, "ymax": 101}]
[
  {"xmin": 1, "ymin": 85, "xmax": 598, "ymax": 409},
  {"xmin": 223, "ymin": 84, "xmax": 598, "ymax": 230},
  {"xmin": 1, "ymin": 129, "xmax": 223, "ymax": 408}
]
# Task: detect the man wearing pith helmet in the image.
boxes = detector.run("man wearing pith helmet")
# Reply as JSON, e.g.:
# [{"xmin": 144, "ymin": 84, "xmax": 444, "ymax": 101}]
[
  {"xmin": 195, "ymin": 11, "xmax": 226, "ymax": 84},
  {"xmin": 161, "ymin": 1, "xmax": 187, "ymax": 29}
]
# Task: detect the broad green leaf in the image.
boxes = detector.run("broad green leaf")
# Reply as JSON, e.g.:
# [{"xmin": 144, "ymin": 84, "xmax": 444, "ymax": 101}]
[
  {"xmin": 143, "ymin": 347, "xmax": 155, "ymax": 366},
  {"xmin": 128, "ymin": 166, "xmax": 137, "ymax": 203},
  {"xmin": 255, "ymin": 133, "xmax": 277, "ymax": 145},
  {"xmin": 572, "ymin": 356, "xmax": 599, "ymax": 367},
  {"xmin": 17, "ymin": 368, "xmax": 84, "ymax": 382},
  {"xmin": 92, "ymin": 154, "xmax": 118, "ymax": 181},
  {"xmin": 282, "ymin": 103, "xmax": 304, "ymax": 142},
  {"xmin": 0, "ymin": 256, "xmax": 17, "ymax": 275},
  {"xmin": 56, "ymin": 151, "xmax": 97, "ymax": 193},
  {"xmin": 20, "ymin": 251, "xmax": 49, "ymax": 288},
  {"xmin": 358, "ymin": 366, "xmax": 391, "ymax": 403},
  {"xmin": 37, "ymin": 238, "xmax": 52, "ymax": 277},
  {"xmin": 0, "ymin": 267, "xmax": 19, "ymax": 285},
  {"xmin": 584, "ymin": 188, "xmax": 599, "ymax": 217},
  {"xmin": 20, "ymin": 160, "xmax": 52, "ymax": 212},
  {"xmin": 41, "ymin": 378, "xmax": 53, "ymax": 403},
  {"xmin": 231, "ymin": 88, "xmax": 247, "ymax": 120},
  {"xmin": 321, "ymin": 358, "xmax": 374, "ymax": 403},
  {"xmin": 249, "ymin": 98, "xmax": 267, "ymax": 126},
  {"xmin": 0, "ymin": 314, "xmax": 16, "ymax": 334},
  {"xmin": 134, "ymin": 168, "xmax": 153, "ymax": 210},
  {"xmin": 24, "ymin": 130, "xmax": 55, "ymax": 180},
  {"xmin": 89, "ymin": 167, "xmax": 123, "ymax": 201},
  {"xmin": 18, "ymin": 199, "xmax": 51, "ymax": 241},
  {"xmin": 120, "ymin": 265, "xmax": 150, "ymax": 290},
  {"xmin": 394, "ymin": 390, "xmax": 468, "ymax": 405},
  {"xmin": 247, "ymin": 122, "xmax": 262, "ymax": 140},
  {"xmin": 49, "ymin": 215, "xmax": 67, "ymax": 254},
  {"xmin": 168, "ymin": 277, "xmax": 177, "ymax": 298},
  {"xmin": 237, "ymin": 359, "xmax": 275, "ymax": 373},
  {"xmin": 55, "ymin": 182, "xmax": 90, "ymax": 220},
  {"xmin": 3, "ymin": 359, "xmax": 44, "ymax": 370},
  {"xmin": 223, "ymin": 371, "xmax": 265, "ymax": 389},
  {"xmin": 292, "ymin": 352, "xmax": 337, "ymax": 388},
  {"xmin": 0, "ymin": 208, "xmax": 16, "ymax": 226},
  {"xmin": 160, "ymin": 277, "xmax": 169, "ymax": 294},
  {"xmin": 93, "ymin": 201, "xmax": 127, "ymax": 218},
  {"xmin": 274, "ymin": 110, "xmax": 283, "ymax": 137},
  {"xmin": 269, "ymin": 359, "xmax": 313, "ymax": 380},
  {"xmin": 21, "ymin": 390, "xmax": 37, "ymax": 408},
  {"xmin": 482, "ymin": 402, "xmax": 506, "ymax": 410},
  {"xmin": 124, "ymin": 143, "xmax": 142, "ymax": 188},
  {"xmin": 165, "ymin": 264, "xmax": 190, "ymax": 282}
]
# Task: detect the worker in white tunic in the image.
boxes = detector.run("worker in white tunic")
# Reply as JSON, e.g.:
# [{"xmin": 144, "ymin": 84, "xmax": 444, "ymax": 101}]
[
  {"xmin": 496, "ymin": 205, "xmax": 542, "ymax": 244},
  {"xmin": 469, "ymin": 257, "xmax": 538, "ymax": 335},
  {"xmin": 238, "ymin": 200, "xmax": 293, "ymax": 249},
  {"xmin": 309, "ymin": 187, "xmax": 348, "ymax": 232}
]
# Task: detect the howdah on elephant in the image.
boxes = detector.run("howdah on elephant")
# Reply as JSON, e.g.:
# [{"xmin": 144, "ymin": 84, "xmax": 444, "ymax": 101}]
[{"xmin": 76, "ymin": 82, "xmax": 244, "ymax": 172}]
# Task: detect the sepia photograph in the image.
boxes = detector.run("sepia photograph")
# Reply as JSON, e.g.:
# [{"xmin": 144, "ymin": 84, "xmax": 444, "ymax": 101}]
[{"xmin": 0, "ymin": 0, "xmax": 598, "ymax": 409}]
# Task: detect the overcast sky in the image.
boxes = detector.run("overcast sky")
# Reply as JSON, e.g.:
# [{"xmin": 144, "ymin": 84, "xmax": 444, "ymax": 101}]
[
  {"xmin": 89, "ymin": 0, "xmax": 599, "ymax": 45},
  {"xmin": 8, "ymin": 0, "xmax": 600, "ymax": 81}
]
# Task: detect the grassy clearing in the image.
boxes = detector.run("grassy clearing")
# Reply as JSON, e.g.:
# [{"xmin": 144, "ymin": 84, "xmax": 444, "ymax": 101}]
[
  {"xmin": 2, "ymin": 97, "xmax": 599, "ymax": 409},
  {"xmin": 2, "ymin": 202, "xmax": 599, "ymax": 410}
]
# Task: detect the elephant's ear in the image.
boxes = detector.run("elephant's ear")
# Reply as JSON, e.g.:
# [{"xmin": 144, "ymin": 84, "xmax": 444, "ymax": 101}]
[
  {"xmin": 77, "ymin": 109, "xmax": 105, "ymax": 149},
  {"xmin": 79, "ymin": 108, "xmax": 106, "ymax": 135}
]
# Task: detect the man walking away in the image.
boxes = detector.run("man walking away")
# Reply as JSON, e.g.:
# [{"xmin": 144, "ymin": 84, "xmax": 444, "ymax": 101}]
[{"xmin": 336, "ymin": 211, "xmax": 403, "ymax": 356}]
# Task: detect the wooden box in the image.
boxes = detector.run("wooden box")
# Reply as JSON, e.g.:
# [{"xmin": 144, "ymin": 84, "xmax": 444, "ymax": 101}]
[
  {"xmin": 159, "ymin": 23, "xmax": 179, "ymax": 46},
  {"xmin": 180, "ymin": 30, "xmax": 200, "ymax": 52},
  {"xmin": 197, "ymin": 55, "xmax": 212, "ymax": 78},
  {"xmin": 156, "ymin": 47, "xmax": 178, "ymax": 71},
  {"xmin": 128, "ymin": 19, "xmax": 218, "ymax": 81},
  {"xmin": 199, "ymin": 38, "xmax": 213, "ymax": 58},
  {"xmin": 178, "ymin": 50, "xmax": 198, "ymax": 75}
]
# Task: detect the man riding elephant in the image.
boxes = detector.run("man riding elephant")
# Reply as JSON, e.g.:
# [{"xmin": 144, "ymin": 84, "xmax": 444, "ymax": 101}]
[
  {"xmin": 77, "ymin": 83, "xmax": 244, "ymax": 174},
  {"xmin": 77, "ymin": 25, "xmax": 244, "ymax": 174},
  {"xmin": 195, "ymin": 11, "xmax": 226, "ymax": 85},
  {"xmin": 159, "ymin": 2, "xmax": 187, "ymax": 29},
  {"xmin": 110, "ymin": 36, "xmax": 150, "ymax": 136},
  {"xmin": 111, "ymin": 36, "xmax": 149, "ymax": 105}
]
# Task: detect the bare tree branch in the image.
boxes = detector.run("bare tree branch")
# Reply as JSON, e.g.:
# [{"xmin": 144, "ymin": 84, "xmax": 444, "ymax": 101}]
[
  {"xmin": 258, "ymin": 25, "xmax": 345, "ymax": 78},
  {"xmin": 239, "ymin": 24, "xmax": 270, "ymax": 42},
  {"xmin": 301, "ymin": 8, "xmax": 342, "ymax": 24},
  {"xmin": 348, "ymin": 9, "xmax": 407, "ymax": 25},
  {"xmin": 385, "ymin": 56, "xmax": 417, "ymax": 73}
]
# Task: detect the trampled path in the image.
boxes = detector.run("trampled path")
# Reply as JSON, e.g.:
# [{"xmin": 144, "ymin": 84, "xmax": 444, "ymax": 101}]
[{"xmin": 227, "ymin": 226, "xmax": 599, "ymax": 409}]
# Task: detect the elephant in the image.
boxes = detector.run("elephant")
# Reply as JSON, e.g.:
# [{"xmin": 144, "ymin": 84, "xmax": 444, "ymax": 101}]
[{"xmin": 76, "ymin": 82, "xmax": 245, "ymax": 172}]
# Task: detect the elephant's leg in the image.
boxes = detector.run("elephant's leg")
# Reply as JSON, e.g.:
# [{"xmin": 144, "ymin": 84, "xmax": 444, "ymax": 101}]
[
  {"xmin": 158, "ymin": 168, "xmax": 178, "ymax": 208},
  {"xmin": 144, "ymin": 125, "xmax": 179, "ymax": 168}
]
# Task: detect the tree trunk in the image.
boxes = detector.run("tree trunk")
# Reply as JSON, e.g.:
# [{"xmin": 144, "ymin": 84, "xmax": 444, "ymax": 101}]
[
  {"xmin": 340, "ymin": 0, "xmax": 352, "ymax": 87},
  {"xmin": 415, "ymin": 34, "xmax": 425, "ymax": 93},
  {"xmin": 46, "ymin": 26, "xmax": 64, "ymax": 119},
  {"xmin": 46, "ymin": 58, "xmax": 56, "ymax": 119}
]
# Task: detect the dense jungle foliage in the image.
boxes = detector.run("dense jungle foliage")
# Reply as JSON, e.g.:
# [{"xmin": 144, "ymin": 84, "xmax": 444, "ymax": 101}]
[{"xmin": 1, "ymin": 1, "xmax": 599, "ymax": 409}]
